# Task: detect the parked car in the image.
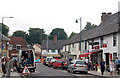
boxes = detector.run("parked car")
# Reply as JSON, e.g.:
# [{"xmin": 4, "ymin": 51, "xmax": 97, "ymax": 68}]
[
  {"xmin": 67, "ymin": 60, "xmax": 88, "ymax": 74},
  {"xmin": 17, "ymin": 49, "xmax": 36, "ymax": 72},
  {"xmin": 53, "ymin": 60, "xmax": 64, "ymax": 69},
  {"xmin": 48, "ymin": 58, "xmax": 56, "ymax": 67},
  {"xmin": 44, "ymin": 56, "xmax": 53, "ymax": 66}
]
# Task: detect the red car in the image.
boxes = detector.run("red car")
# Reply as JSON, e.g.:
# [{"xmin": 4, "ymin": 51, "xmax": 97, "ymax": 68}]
[{"xmin": 53, "ymin": 60, "xmax": 64, "ymax": 69}]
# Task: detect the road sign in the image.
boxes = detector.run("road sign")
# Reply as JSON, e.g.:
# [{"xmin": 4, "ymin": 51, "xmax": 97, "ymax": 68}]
[{"xmin": 22, "ymin": 65, "xmax": 31, "ymax": 74}]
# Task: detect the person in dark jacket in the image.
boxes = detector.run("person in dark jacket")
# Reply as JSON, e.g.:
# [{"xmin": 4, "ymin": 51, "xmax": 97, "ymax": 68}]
[
  {"xmin": 2, "ymin": 58, "xmax": 6, "ymax": 76},
  {"xmin": 100, "ymin": 59, "xmax": 105, "ymax": 75}
]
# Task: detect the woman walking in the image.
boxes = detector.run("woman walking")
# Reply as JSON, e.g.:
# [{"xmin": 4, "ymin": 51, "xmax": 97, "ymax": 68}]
[
  {"xmin": 109, "ymin": 60, "xmax": 115, "ymax": 75},
  {"xmin": 2, "ymin": 58, "xmax": 6, "ymax": 76},
  {"xmin": 100, "ymin": 59, "xmax": 105, "ymax": 75}
]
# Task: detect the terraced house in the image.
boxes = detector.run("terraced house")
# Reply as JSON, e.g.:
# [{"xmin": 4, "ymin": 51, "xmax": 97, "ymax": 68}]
[{"xmin": 62, "ymin": 12, "xmax": 120, "ymax": 70}]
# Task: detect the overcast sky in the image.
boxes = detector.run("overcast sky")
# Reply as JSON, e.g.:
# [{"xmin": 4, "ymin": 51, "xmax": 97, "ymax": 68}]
[{"xmin": 0, "ymin": 0, "xmax": 119, "ymax": 36}]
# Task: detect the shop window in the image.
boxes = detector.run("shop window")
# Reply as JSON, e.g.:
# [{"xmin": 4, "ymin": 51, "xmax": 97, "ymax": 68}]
[{"xmin": 113, "ymin": 33, "xmax": 117, "ymax": 46}]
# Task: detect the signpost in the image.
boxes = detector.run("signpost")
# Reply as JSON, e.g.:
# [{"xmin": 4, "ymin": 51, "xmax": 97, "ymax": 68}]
[{"xmin": 22, "ymin": 65, "xmax": 31, "ymax": 74}]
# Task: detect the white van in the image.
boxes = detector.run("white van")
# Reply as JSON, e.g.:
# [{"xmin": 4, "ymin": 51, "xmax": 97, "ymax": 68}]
[
  {"xmin": 17, "ymin": 49, "xmax": 36, "ymax": 72},
  {"xmin": 45, "ymin": 56, "xmax": 53, "ymax": 65}
]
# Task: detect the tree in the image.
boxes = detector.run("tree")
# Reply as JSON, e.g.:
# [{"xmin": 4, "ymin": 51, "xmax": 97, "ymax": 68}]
[
  {"xmin": 28, "ymin": 28, "xmax": 47, "ymax": 44},
  {"xmin": 0, "ymin": 23, "xmax": 9, "ymax": 36},
  {"xmin": 12, "ymin": 30, "xmax": 27, "ymax": 38},
  {"xmin": 83, "ymin": 22, "xmax": 97, "ymax": 31},
  {"xmin": 68, "ymin": 32, "xmax": 77, "ymax": 39},
  {"xmin": 49, "ymin": 28, "xmax": 67, "ymax": 40}
]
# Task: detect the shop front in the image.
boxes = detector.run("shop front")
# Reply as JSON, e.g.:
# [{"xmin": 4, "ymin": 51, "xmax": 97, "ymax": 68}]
[{"xmin": 79, "ymin": 50, "xmax": 103, "ymax": 64}]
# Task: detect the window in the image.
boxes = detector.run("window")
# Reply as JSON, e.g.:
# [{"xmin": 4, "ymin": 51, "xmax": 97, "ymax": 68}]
[
  {"xmin": 51, "ymin": 49, "xmax": 55, "ymax": 53},
  {"xmin": 85, "ymin": 41, "xmax": 87, "ymax": 50},
  {"xmin": 100, "ymin": 37, "xmax": 103, "ymax": 48},
  {"xmin": 79, "ymin": 42, "xmax": 81, "ymax": 51},
  {"xmin": 113, "ymin": 33, "xmax": 117, "ymax": 46},
  {"xmin": 72, "ymin": 43, "xmax": 74, "ymax": 48},
  {"xmin": 16, "ymin": 44, "xmax": 21, "ymax": 50},
  {"xmin": 9, "ymin": 45, "xmax": 13, "ymax": 50},
  {"xmin": 68, "ymin": 45, "xmax": 70, "ymax": 51},
  {"xmin": 65, "ymin": 46, "xmax": 66, "ymax": 51},
  {"xmin": 92, "ymin": 39, "xmax": 94, "ymax": 49}
]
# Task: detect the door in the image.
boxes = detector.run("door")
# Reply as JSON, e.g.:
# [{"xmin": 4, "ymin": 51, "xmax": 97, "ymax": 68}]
[{"xmin": 105, "ymin": 53, "xmax": 109, "ymax": 71}]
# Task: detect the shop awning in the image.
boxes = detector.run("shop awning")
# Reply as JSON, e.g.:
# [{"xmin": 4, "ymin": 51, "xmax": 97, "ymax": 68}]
[{"xmin": 79, "ymin": 50, "xmax": 102, "ymax": 57}]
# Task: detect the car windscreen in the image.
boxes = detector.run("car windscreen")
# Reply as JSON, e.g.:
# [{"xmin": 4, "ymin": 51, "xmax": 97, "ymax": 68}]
[{"xmin": 76, "ymin": 61, "xmax": 85, "ymax": 65}]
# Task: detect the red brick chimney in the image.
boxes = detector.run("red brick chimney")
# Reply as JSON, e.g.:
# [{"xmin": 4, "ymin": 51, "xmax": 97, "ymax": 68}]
[
  {"xmin": 54, "ymin": 35, "xmax": 57, "ymax": 42},
  {"xmin": 101, "ymin": 12, "xmax": 112, "ymax": 23}
]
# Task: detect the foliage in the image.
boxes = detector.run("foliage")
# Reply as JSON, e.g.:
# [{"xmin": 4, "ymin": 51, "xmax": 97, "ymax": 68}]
[
  {"xmin": 49, "ymin": 28, "xmax": 67, "ymax": 40},
  {"xmin": 68, "ymin": 32, "xmax": 77, "ymax": 39},
  {"xmin": 12, "ymin": 30, "xmax": 27, "ymax": 38},
  {"xmin": 83, "ymin": 22, "xmax": 97, "ymax": 31},
  {"xmin": 0, "ymin": 23, "xmax": 9, "ymax": 36},
  {"xmin": 28, "ymin": 28, "xmax": 47, "ymax": 44}
]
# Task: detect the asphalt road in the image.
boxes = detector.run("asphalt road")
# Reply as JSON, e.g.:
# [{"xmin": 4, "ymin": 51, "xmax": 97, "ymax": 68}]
[{"xmin": 27, "ymin": 63, "xmax": 104, "ymax": 78}]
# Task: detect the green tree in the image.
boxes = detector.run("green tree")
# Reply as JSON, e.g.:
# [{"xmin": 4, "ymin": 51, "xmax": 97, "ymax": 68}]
[
  {"xmin": 28, "ymin": 28, "xmax": 47, "ymax": 44},
  {"xmin": 84, "ymin": 22, "xmax": 97, "ymax": 31},
  {"xmin": 49, "ymin": 28, "xmax": 67, "ymax": 40},
  {"xmin": 12, "ymin": 30, "xmax": 27, "ymax": 38},
  {"xmin": 68, "ymin": 32, "xmax": 77, "ymax": 39},
  {"xmin": 0, "ymin": 23, "xmax": 9, "ymax": 36}
]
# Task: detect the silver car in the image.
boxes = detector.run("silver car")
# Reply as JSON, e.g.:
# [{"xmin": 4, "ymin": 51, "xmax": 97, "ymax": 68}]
[{"xmin": 67, "ymin": 60, "xmax": 88, "ymax": 74}]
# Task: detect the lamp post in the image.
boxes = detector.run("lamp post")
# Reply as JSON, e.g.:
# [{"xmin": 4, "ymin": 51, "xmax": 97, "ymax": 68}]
[
  {"xmin": 1, "ymin": 17, "xmax": 13, "ymax": 57},
  {"xmin": 75, "ymin": 17, "xmax": 82, "ymax": 55}
]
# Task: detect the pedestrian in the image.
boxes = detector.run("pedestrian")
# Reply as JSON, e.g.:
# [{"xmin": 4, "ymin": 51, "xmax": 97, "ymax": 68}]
[
  {"xmin": 2, "ymin": 58, "xmax": 6, "ymax": 76},
  {"xmin": 100, "ymin": 59, "xmax": 105, "ymax": 75},
  {"xmin": 88, "ymin": 62, "xmax": 91, "ymax": 71},
  {"xmin": 9, "ymin": 56, "xmax": 14, "ymax": 72},
  {"xmin": 95, "ymin": 61, "xmax": 98, "ymax": 71},
  {"xmin": 6, "ymin": 57, "xmax": 11, "ymax": 78},
  {"xmin": 109, "ymin": 60, "xmax": 115, "ymax": 75},
  {"xmin": 115, "ymin": 57, "xmax": 120, "ymax": 74}
]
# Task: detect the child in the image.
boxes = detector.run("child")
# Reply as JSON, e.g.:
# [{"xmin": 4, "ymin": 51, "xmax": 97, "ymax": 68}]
[{"xmin": 109, "ymin": 60, "xmax": 115, "ymax": 75}]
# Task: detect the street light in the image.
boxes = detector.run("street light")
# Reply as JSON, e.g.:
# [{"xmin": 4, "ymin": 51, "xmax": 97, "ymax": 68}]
[
  {"xmin": 1, "ymin": 17, "xmax": 13, "ymax": 57},
  {"xmin": 75, "ymin": 17, "xmax": 82, "ymax": 55}
]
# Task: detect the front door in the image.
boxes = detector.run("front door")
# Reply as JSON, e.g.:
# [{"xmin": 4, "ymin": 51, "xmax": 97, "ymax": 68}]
[{"xmin": 105, "ymin": 53, "xmax": 109, "ymax": 71}]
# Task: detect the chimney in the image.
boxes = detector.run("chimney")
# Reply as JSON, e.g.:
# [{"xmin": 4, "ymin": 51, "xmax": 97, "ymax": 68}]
[
  {"xmin": 101, "ymin": 12, "xmax": 112, "ymax": 23},
  {"xmin": 54, "ymin": 35, "xmax": 57, "ymax": 42}
]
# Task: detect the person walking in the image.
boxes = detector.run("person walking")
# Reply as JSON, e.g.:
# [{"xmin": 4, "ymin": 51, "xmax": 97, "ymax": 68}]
[
  {"xmin": 6, "ymin": 57, "xmax": 11, "ymax": 78},
  {"xmin": 115, "ymin": 57, "xmax": 120, "ymax": 74},
  {"xmin": 100, "ymin": 59, "xmax": 105, "ymax": 75},
  {"xmin": 109, "ymin": 60, "xmax": 115, "ymax": 75},
  {"xmin": 2, "ymin": 58, "xmax": 6, "ymax": 76}
]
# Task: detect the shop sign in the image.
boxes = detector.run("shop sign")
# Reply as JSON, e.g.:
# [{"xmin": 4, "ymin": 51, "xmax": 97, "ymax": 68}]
[
  {"xmin": 103, "ymin": 44, "xmax": 107, "ymax": 48},
  {"xmin": 94, "ymin": 46, "xmax": 100, "ymax": 49}
]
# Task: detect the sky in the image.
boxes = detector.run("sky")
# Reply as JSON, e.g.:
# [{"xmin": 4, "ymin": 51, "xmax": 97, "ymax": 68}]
[{"xmin": 0, "ymin": 0, "xmax": 119, "ymax": 36}]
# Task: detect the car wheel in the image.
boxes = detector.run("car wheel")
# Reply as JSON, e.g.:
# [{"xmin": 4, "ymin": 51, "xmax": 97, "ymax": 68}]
[
  {"xmin": 85, "ymin": 71, "xmax": 88, "ymax": 74},
  {"xmin": 67, "ymin": 70, "xmax": 70, "ymax": 73}
]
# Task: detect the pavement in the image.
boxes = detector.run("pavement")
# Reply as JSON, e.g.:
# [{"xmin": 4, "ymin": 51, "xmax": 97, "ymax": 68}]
[
  {"xmin": 0, "ymin": 71, "xmax": 20, "ymax": 78},
  {"xmin": 88, "ymin": 70, "xmax": 119, "ymax": 78}
]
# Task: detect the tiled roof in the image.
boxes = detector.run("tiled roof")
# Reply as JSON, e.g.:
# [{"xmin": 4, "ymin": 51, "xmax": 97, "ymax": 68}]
[
  {"xmin": 41, "ymin": 40, "xmax": 67, "ymax": 50},
  {"xmin": 0, "ymin": 32, "xmax": 10, "ymax": 41},
  {"xmin": 9, "ymin": 36, "xmax": 30, "ymax": 48},
  {"xmin": 65, "ymin": 12, "xmax": 119, "ymax": 45}
]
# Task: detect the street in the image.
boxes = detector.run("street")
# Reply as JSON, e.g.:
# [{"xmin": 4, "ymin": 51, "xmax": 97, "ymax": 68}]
[{"xmin": 27, "ymin": 63, "xmax": 101, "ymax": 78}]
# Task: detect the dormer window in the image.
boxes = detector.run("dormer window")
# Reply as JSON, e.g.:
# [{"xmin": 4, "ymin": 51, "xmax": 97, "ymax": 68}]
[
  {"xmin": 27, "ymin": 45, "xmax": 31, "ymax": 48},
  {"xmin": 16, "ymin": 44, "xmax": 21, "ymax": 50}
]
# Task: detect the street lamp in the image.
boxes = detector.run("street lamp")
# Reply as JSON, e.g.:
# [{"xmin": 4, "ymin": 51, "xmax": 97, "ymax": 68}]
[
  {"xmin": 1, "ymin": 17, "xmax": 13, "ymax": 57},
  {"xmin": 75, "ymin": 17, "xmax": 82, "ymax": 55}
]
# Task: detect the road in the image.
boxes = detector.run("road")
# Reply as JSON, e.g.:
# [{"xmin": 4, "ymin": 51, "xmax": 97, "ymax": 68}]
[{"xmin": 27, "ymin": 63, "xmax": 102, "ymax": 78}]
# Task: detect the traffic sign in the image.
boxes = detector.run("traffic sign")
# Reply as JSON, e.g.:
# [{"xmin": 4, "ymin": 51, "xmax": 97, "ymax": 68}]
[{"xmin": 22, "ymin": 65, "xmax": 31, "ymax": 74}]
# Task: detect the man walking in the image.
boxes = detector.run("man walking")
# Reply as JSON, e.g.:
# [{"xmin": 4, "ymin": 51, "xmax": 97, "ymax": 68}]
[
  {"xmin": 6, "ymin": 57, "xmax": 11, "ymax": 78},
  {"xmin": 100, "ymin": 59, "xmax": 105, "ymax": 75}
]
